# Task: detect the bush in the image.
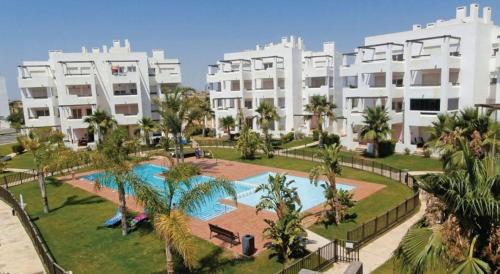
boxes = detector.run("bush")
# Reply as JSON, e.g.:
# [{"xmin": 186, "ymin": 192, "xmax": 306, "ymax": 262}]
[
  {"xmin": 404, "ymin": 147, "xmax": 411, "ymax": 155},
  {"xmin": 378, "ymin": 140, "xmax": 396, "ymax": 157},
  {"xmin": 423, "ymin": 147, "xmax": 432, "ymax": 158},
  {"xmin": 281, "ymin": 132, "xmax": 295, "ymax": 144},
  {"xmin": 11, "ymin": 144, "xmax": 25, "ymax": 154},
  {"xmin": 312, "ymin": 130, "xmax": 319, "ymax": 141},
  {"xmin": 205, "ymin": 128, "xmax": 216, "ymax": 137},
  {"xmin": 323, "ymin": 133, "xmax": 340, "ymax": 146}
]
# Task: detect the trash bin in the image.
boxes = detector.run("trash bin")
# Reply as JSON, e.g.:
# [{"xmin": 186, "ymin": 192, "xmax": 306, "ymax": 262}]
[{"xmin": 242, "ymin": 234, "xmax": 255, "ymax": 256}]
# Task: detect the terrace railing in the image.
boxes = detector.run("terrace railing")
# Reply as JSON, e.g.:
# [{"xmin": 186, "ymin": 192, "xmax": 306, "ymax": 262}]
[
  {"xmin": 0, "ymin": 185, "xmax": 70, "ymax": 274},
  {"xmin": 277, "ymin": 239, "xmax": 359, "ymax": 274}
]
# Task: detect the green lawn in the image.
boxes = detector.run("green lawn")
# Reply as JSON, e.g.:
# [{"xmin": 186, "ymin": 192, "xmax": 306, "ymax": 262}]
[
  {"xmin": 291, "ymin": 146, "xmax": 442, "ymax": 171},
  {"xmin": 0, "ymin": 143, "xmax": 36, "ymax": 169},
  {"xmin": 9, "ymin": 181, "xmax": 284, "ymax": 274},
  {"xmin": 274, "ymin": 137, "xmax": 315, "ymax": 150},
  {"xmin": 206, "ymin": 148, "xmax": 414, "ymax": 240}
]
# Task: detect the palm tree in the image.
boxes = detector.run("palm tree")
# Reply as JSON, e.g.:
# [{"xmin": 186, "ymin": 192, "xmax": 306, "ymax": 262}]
[
  {"xmin": 154, "ymin": 86, "xmax": 195, "ymax": 163},
  {"xmin": 91, "ymin": 128, "xmax": 161, "ymax": 236},
  {"xmin": 255, "ymin": 173, "xmax": 307, "ymax": 263},
  {"xmin": 256, "ymin": 101, "xmax": 279, "ymax": 158},
  {"xmin": 83, "ymin": 109, "xmax": 117, "ymax": 143},
  {"xmin": 394, "ymin": 140, "xmax": 499, "ymax": 273},
  {"xmin": 20, "ymin": 129, "xmax": 81, "ymax": 213},
  {"xmin": 142, "ymin": 162, "xmax": 237, "ymax": 273},
  {"xmin": 219, "ymin": 116, "xmax": 236, "ymax": 140},
  {"xmin": 197, "ymin": 96, "xmax": 214, "ymax": 137},
  {"xmin": 235, "ymin": 120, "xmax": 262, "ymax": 159},
  {"xmin": 135, "ymin": 117, "xmax": 156, "ymax": 147},
  {"xmin": 309, "ymin": 144, "xmax": 343, "ymax": 224},
  {"xmin": 359, "ymin": 106, "xmax": 391, "ymax": 157},
  {"xmin": 304, "ymin": 95, "xmax": 336, "ymax": 148}
]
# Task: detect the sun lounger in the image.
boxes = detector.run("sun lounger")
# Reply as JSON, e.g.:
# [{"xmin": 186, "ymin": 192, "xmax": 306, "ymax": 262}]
[
  {"xmin": 129, "ymin": 212, "xmax": 148, "ymax": 229},
  {"xmin": 104, "ymin": 210, "xmax": 122, "ymax": 227}
]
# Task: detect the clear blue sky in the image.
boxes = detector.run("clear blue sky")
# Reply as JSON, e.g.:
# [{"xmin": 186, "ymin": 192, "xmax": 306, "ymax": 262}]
[{"xmin": 1, "ymin": 0, "xmax": 499, "ymax": 99}]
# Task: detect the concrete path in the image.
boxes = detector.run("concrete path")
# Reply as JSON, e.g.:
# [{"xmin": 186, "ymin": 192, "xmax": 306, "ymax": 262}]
[
  {"xmin": 0, "ymin": 200, "xmax": 45, "ymax": 274},
  {"xmin": 305, "ymin": 229, "xmax": 330, "ymax": 252},
  {"xmin": 5, "ymin": 168, "xmax": 36, "ymax": 174}
]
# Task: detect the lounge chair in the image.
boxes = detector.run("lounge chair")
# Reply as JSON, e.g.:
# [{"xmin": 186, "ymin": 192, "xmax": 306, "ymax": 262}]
[
  {"xmin": 129, "ymin": 212, "xmax": 148, "ymax": 229},
  {"xmin": 104, "ymin": 210, "xmax": 122, "ymax": 227}
]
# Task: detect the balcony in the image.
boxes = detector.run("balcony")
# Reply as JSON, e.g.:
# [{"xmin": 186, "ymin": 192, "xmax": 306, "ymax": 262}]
[{"xmin": 154, "ymin": 62, "xmax": 181, "ymax": 84}]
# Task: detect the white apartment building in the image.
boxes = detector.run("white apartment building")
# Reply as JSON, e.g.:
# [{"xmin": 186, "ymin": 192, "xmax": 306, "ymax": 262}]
[
  {"xmin": 340, "ymin": 4, "xmax": 500, "ymax": 153},
  {"xmin": 0, "ymin": 75, "xmax": 10, "ymax": 128},
  {"xmin": 18, "ymin": 39, "xmax": 181, "ymax": 149},
  {"xmin": 207, "ymin": 36, "xmax": 341, "ymax": 137}
]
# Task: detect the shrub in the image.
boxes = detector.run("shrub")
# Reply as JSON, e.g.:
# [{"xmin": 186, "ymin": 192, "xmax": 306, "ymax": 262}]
[
  {"xmin": 205, "ymin": 128, "xmax": 216, "ymax": 137},
  {"xmin": 378, "ymin": 140, "xmax": 396, "ymax": 157},
  {"xmin": 323, "ymin": 133, "xmax": 340, "ymax": 146},
  {"xmin": 295, "ymin": 132, "xmax": 305, "ymax": 140},
  {"xmin": 312, "ymin": 130, "xmax": 319, "ymax": 141},
  {"xmin": 281, "ymin": 132, "xmax": 295, "ymax": 144},
  {"xmin": 404, "ymin": 147, "xmax": 411, "ymax": 155},
  {"xmin": 11, "ymin": 144, "xmax": 25, "ymax": 154},
  {"xmin": 423, "ymin": 147, "xmax": 432, "ymax": 158}
]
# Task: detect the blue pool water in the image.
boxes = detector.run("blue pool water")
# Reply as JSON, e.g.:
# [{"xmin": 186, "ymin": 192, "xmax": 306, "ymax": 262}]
[
  {"xmin": 81, "ymin": 163, "xmax": 253, "ymax": 221},
  {"xmin": 237, "ymin": 172, "xmax": 355, "ymax": 211}
]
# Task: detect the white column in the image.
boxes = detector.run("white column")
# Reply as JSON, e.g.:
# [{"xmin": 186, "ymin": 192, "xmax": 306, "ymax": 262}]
[{"xmin": 440, "ymin": 36, "xmax": 450, "ymax": 112}]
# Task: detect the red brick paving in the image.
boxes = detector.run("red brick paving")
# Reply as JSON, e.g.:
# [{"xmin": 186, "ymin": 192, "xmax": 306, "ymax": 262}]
[{"xmin": 61, "ymin": 156, "xmax": 385, "ymax": 255}]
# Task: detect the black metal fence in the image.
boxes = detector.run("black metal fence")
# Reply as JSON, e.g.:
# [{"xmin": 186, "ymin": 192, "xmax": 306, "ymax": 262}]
[
  {"xmin": 346, "ymin": 190, "xmax": 420, "ymax": 245},
  {"xmin": 1, "ymin": 171, "xmax": 38, "ymax": 188},
  {"xmin": 277, "ymin": 239, "xmax": 359, "ymax": 274},
  {"xmin": 0, "ymin": 185, "xmax": 69, "ymax": 274}
]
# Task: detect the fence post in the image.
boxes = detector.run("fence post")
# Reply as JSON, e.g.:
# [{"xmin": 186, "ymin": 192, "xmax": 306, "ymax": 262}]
[
  {"xmin": 399, "ymin": 170, "xmax": 402, "ymax": 182},
  {"xmin": 396, "ymin": 205, "xmax": 399, "ymax": 219},
  {"xmin": 362, "ymin": 223, "xmax": 365, "ymax": 240},
  {"xmin": 351, "ymin": 156, "xmax": 354, "ymax": 167},
  {"xmin": 374, "ymin": 216, "xmax": 378, "ymax": 233},
  {"xmin": 386, "ymin": 211, "xmax": 389, "ymax": 227},
  {"xmin": 372, "ymin": 161, "xmax": 374, "ymax": 172},
  {"xmin": 334, "ymin": 239, "xmax": 338, "ymax": 262}
]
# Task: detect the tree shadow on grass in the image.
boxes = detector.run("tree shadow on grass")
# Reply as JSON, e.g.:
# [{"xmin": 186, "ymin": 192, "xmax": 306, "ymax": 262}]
[{"xmin": 51, "ymin": 195, "xmax": 105, "ymax": 212}]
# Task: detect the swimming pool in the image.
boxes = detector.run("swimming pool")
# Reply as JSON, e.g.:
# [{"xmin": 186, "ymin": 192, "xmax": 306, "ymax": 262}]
[
  {"xmin": 81, "ymin": 163, "xmax": 253, "ymax": 221},
  {"xmin": 237, "ymin": 172, "xmax": 355, "ymax": 211}
]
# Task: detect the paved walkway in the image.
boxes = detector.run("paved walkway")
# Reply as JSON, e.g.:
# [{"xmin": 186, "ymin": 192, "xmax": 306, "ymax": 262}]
[
  {"xmin": 323, "ymin": 193, "xmax": 426, "ymax": 274},
  {"xmin": 305, "ymin": 229, "xmax": 330, "ymax": 252},
  {"xmin": 0, "ymin": 200, "xmax": 45, "ymax": 274}
]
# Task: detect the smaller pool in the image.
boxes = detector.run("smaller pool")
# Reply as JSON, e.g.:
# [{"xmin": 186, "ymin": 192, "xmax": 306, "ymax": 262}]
[
  {"xmin": 237, "ymin": 172, "xmax": 354, "ymax": 211},
  {"xmin": 81, "ymin": 163, "xmax": 253, "ymax": 221}
]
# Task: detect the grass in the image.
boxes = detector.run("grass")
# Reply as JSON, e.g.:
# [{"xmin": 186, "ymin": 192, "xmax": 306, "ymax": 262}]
[
  {"xmin": 207, "ymin": 148, "xmax": 414, "ymax": 240},
  {"xmin": 0, "ymin": 143, "xmax": 36, "ymax": 169},
  {"xmin": 292, "ymin": 146, "xmax": 442, "ymax": 171},
  {"xmin": 273, "ymin": 137, "xmax": 315, "ymax": 150},
  {"xmin": 9, "ymin": 180, "xmax": 285, "ymax": 274}
]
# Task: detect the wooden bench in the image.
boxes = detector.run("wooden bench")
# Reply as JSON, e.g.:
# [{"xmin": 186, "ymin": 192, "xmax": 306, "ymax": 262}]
[{"xmin": 208, "ymin": 224, "xmax": 241, "ymax": 247}]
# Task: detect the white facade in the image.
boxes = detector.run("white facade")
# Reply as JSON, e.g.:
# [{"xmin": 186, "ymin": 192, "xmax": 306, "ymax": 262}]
[
  {"xmin": 207, "ymin": 36, "xmax": 341, "ymax": 137},
  {"xmin": 18, "ymin": 39, "xmax": 181, "ymax": 149},
  {"xmin": 0, "ymin": 75, "xmax": 10, "ymax": 128},
  {"xmin": 340, "ymin": 4, "xmax": 500, "ymax": 152}
]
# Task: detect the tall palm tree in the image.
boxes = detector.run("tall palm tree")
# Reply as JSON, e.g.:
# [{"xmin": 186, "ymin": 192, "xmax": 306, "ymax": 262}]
[
  {"xmin": 135, "ymin": 117, "xmax": 156, "ymax": 147},
  {"xmin": 309, "ymin": 144, "xmax": 343, "ymax": 224},
  {"xmin": 394, "ymin": 141, "xmax": 499, "ymax": 273},
  {"xmin": 20, "ymin": 129, "xmax": 81, "ymax": 213},
  {"xmin": 304, "ymin": 95, "xmax": 336, "ymax": 148},
  {"xmin": 83, "ymin": 109, "xmax": 117, "ymax": 143},
  {"xmin": 256, "ymin": 101, "xmax": 279, "ymax": 158},
  {"xmin": 255, "ymin": 173, "xmax": 307, "ymax": 263},
  {"xmin": 142, "ymin": 162, "xmax": 237, "ymax": 273},
  {"xmin": 91, "ymin": 128, "xmax": 161, "ymax": 236},
  {"xmin": 359, "ymin": 106, "xmax": 391, "ymax": 157},
  {"xmin": 219, "ymin": 116, "xmax": 236, "ymax": 140},
  {"xmin": 197, "ymin": 96, "xmax": 214, "ymax": 137},
  {"xmin": 154, "ymin": 87, "xmax": 195, "ymax": 163}
]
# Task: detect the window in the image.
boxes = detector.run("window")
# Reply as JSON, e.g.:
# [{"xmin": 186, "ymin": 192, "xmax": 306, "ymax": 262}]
[
  {"xmin": 263, "ymin": 62, "xmax": 273, "ymax": 69},
  {"xmin": 410, "ymin": 99, "xmax": 440, "ymax": 111},
  {"xmin": 244, "ymin": 99, "xmax": 252, "ymax": 109},
  {"xmin": 127, "ymin": 66, "xmax": 136, "ymax": 72},
  {"xmin": 278, "ymin": 117, "xmax": 286, "ymax": 131},
  {"xmin": 448, "ymin": 98, "xmax": 459, "ymax": 110},
  {"xmin": 229, "ymin": 99, "xmax": 235, "ymax": 108},
  {"xmin": 278, "ymin": 97, "xmax": 285, "ymax": 109},
  {"xmin": 130, "ymin": 89, "xmax": 137, "ymax": 95},
  {"xmin": 35, "ymin": 109, "xmax": 50, "ymax": 117},
  {"xmin": 392, "ymin": 99, "xmax": 403, "ymax": 112},
  {"xmin": 148, "ymin": 68, "xmax": 156, "ymax": 76},
  {"xmin": 351, "ymin": 98, "xmax": 359, "ymax": 109},
  {"xmin": 278, "ymin": 78, "xmax": 285, "ymax": 89},
  {"xmin": 392, "ymin": 79, "xmax": 403, "ymax": 87},
  {"xmin": 244, "ymin": 80, "xmax": 252, "ymax": 91},
  {"xmin": 216, "ymin": 99, "xmax": 223, "ymax": 108},
  {"xmin": 150, "ymin": 86, "xmax": 158, "ymax": 95},
  {"xmin": 329, "ymin": 77, "xmax": 334, "ymax": 88},
  {"xmin": 71, "ymin": 109, "xmax": 83, "ymax": 119}
]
